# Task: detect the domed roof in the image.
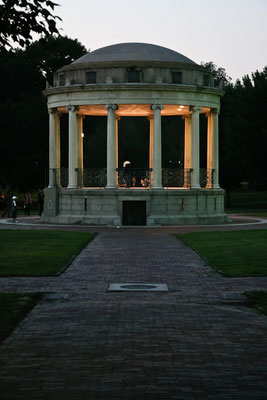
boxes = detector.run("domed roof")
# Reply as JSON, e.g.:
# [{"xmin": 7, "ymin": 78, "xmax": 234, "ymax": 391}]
[{"xmin": 72, "ymin": 42, "xmax": 196, "ymax": 65}]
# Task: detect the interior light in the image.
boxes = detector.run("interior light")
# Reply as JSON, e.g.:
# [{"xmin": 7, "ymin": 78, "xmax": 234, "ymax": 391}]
[{"xmin": 81, "ymin": 133, "xmax": 85, "ymax": 137}]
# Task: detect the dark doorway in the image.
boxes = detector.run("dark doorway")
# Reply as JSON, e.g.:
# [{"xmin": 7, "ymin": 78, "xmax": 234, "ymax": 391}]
[{"xmin": 123, "ymin": 201, "xmax": 146, "ymax": 225}]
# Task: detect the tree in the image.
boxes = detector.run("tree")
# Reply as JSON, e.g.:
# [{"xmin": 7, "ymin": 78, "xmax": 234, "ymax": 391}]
[
  {"xmin": 219, "ymin": 66, "xmax": 267, "ymax": 205},
  {"xmin": 0, "ymin": 0, "xmax": 61, "ymax": 51},
  {"xmin": 0, "ymin": 36, "xmax": 88, "ymax": 190},
  {"xmin": 19, "ymin": 35, "xmax": 87, "ymax": 85},
  {"xmin": 201, "ymin": 61, "xmax": 232, "ymax": 87}
]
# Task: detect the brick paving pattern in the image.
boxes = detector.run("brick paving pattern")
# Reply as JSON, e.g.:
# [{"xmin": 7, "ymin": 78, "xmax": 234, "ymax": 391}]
[{"xmin": 0, "ymin": 219, "xmax": 267, "ymax": 399}]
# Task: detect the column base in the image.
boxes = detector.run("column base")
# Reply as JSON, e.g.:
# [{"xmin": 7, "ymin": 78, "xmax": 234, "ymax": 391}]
[
  {"xmin": 67, "ymin": 185, "xmax": 78, "ymax": 189},
  {"xmin": 106, "ymin": 184, "xmax": 117, "ymax": 189}
]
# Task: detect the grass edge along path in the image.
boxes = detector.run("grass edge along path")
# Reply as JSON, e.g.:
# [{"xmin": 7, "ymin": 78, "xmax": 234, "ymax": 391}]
[
  {"xmin": 245, "ymin": 291, "xmax": 267, "ymax": 316},
  {"xmin": 0, "ymin": 293, "xmax": 42, "ymax": 344},
  {"xmin": 176, "ymin": 230, "xmax": 267, "ymax": 277},
  {"xmin": 176, "ymin": 230, "xmax": 267, "ymax": 316},
  {"xmin": 0, "ymin": 230, "xmax": 95, "ymax": 276}
]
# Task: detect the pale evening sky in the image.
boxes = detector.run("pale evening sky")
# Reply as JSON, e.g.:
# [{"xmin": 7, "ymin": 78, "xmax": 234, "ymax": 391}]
[{"xmin": 55, "ymin": 0, "xmax": 267, "ymax": 82}]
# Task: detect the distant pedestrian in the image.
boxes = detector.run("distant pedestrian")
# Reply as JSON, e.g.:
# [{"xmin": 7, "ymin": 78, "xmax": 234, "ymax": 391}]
[
  {"xmin": 3, "ymin": 191, "xmax": 12, "ymax": 218},
  {"xmin": 38, "ymin": 189, "xmax": 44, "ymax": 216},
  {"xmin": 0, "ymin": 192, "xmax": 5, "ymax": 217},
  {"xmin": 24, "ymin": 192, "xmax": 32, "ymax": 216},
  {"xmin": 12, "ymin": 195, "xmax": 18, "ymax": 222}
]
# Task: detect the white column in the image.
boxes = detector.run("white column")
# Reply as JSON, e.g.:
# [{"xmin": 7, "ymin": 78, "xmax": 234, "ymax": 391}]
[
  {"xmin": 55, "ymin": 113, "xmax": 61, "ymax": 170},
  {"xmin": 115, "ymin": 116, "xmax": 120, "ymax": 186},
  {"xmin": 151, "ymin": 104, "xmax": 164, "ymax": 188},
  {"xmin": 206, "ymin": 111, "xmax": 213, "ymax": 188},
  {"xmin": 48, "ymin": 108, "xmax": 57, "ymax": 187},
  {"xmin": 77, "ymin": 115, "xmax": 84, "ymax": 187},
  {"xmin": 67, "ymin": 106, "xmax": 79, "ymax": 189},
  {"xmin": 184, "ymin": 115, "xmax": 192, "ymax": 188},
  {"xmin": 191, "ymin": 106, "xmax": 201, "ymax": 189},
  {"xmin": 208, "ymin": 108, "xmax": 220, "ymax": 188},
  {"xmin": 147, "ymin": 116, "xmax": 154, "ymax": 185},
  {"xmin": 105, "ymin": 104, "xmax": 117, "ymax": 188}
]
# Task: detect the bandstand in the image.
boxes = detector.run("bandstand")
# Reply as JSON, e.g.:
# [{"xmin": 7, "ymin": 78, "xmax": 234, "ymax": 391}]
[{"xmin": 42, "ymin": 42, "xmax": 227, "ymax": 225}]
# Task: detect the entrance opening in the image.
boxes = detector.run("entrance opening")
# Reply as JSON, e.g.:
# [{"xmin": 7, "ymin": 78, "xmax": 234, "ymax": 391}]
[{"xmin": 123, "ymin": 201, "xmax": 146, "ymax": 225}]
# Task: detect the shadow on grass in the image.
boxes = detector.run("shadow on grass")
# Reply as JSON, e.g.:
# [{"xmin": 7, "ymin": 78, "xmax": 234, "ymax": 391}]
[
  {"xmin": 0, "ymin": 293, "xmax": 42, "ymax": 344},
  {"xmin": 245, "ymin": 291, "xmax": 267, "ymax": 316}
]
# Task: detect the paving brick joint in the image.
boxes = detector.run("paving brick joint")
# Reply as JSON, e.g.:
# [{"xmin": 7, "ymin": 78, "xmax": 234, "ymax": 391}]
[{"xmin": 0, "ymin": 217, "xmax": 267, "ymax": 399}]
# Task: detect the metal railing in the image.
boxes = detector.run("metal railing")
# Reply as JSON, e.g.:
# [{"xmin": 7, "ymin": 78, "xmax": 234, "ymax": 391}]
[
  {"xmin": 47, "ymin": 168, "xmax": 214, "ymax": 189},
  {"xmin": 76, "ymin": 168, "xmax": 107, "ymax": 187},
  {"xmin": 48, "ymin": 168, "xmax": 68, "ymax": 187},
  {"xmin": 162, "ymin": 168, "xmax": 192, "ymax": 188},
  {"xmin": 200, "ymin": 168, "xmax": 214, "ymax": 188},
  {"xmin": 116, "ymin": 168, "xmax": 152, "ymax": 188}
]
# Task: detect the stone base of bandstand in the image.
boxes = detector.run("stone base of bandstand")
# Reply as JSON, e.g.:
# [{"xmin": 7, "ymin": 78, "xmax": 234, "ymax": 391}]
[{"xmin": 42, "ymin": 187, "xmax": 227, "ymax": 226}]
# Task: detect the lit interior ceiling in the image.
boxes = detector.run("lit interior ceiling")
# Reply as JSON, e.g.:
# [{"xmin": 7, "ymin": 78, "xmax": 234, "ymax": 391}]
[{"xmin": 58, "ymin": 104, "xmax": 210, "ymax": 116}]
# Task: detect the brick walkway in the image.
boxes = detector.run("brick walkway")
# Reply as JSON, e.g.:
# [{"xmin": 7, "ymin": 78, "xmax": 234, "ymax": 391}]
[{"xmin": 0, "ymin": 219, "xmax": 267, "ymax": 399}]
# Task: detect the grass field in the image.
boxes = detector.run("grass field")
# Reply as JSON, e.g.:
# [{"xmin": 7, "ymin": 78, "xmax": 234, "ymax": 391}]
[
  {"xmin": 177, "ymin": 229, "xmax": 267, "ymax": 315},
  {"xmin": 245, "ymin": 292, "xmax": 267, "ymax": 316},
  {"xmin": 0, "ymin": 293, "xmax": 42, "ymax": 343},
  {"xmin": 225, "ymin": 190, "xmax": 267, "ymax": 215},
  {"xmin": 0, "ymin": 230, "xmax": 95, "ymax": 342},
  {"xmin": 0, "ymin": 230, "xmax": 95, "ymax": 276},
  {"xmin": 176, "ymin": 230, "xmax": 267, "ymax": 277}
]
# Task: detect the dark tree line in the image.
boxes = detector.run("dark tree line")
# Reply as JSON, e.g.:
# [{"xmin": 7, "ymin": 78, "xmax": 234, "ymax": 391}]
[
  {"xmin": 219, "ymin": 68, "xmax": 267, "ymax": 193},
  {"xmin": 0, "ymin": 36, "xmax": 87, "ymax": 191}
]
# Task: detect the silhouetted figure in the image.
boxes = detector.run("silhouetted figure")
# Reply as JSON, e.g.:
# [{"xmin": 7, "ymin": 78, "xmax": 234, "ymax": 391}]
[
  {"xmin": 123, "ymin": 161, "xmax": 132, "ymax": 188},
  {"xmin": 0, "ymin": 192, "xmax": 5, "ymax": 217},
  {"xmin": 38, "ymin": 189, "xmax": 44, "ymax": 216},
  {"xmin": 12, "ymin": 195, "xmax": 18, "ymax": 222},
  {"xmin": 24, "ymin": 192, "xmax": 32, "ymax": 216},
  {"xmin": 3, "ymin": 191, "xmax": 12, "ymax": 218}
]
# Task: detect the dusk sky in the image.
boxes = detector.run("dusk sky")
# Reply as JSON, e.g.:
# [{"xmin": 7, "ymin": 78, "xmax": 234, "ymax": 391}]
[{"xmin": 55, "ymin": 0, "xmax": 267, "ymax": 83}]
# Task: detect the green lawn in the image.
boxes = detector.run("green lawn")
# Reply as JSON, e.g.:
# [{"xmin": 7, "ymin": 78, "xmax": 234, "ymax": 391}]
[
  {"xmin": 177, "ymin": 230, "xmax": 267, "ymax": 315},
  {"xmin": 225, "ymin": 190, "xmax": 267, "ymax": 215},
  {"xmin": 245, "ymin": 292, "xmax": 267, "ymax": 316},
  {"xmin": 176, "ymin": 230, "xmax": 267, "ymax": 277},
  {"xmin": 0, "ymin": 230, "xmax": 95, "ymax": 276},
  {"xmin": 0, "ymin": 293, "xmax": 42, "ymax": 343}
]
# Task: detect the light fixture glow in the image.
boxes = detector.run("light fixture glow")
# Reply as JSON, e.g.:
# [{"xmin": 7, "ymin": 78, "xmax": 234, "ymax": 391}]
[{"xmin": 81, "ymin": 133, "xmax": 85, "ymax": 137}]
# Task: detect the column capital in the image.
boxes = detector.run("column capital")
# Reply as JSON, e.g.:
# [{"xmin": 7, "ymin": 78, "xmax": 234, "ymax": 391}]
[
  {"xmin": 189, "ymin": 105, "xmax": 202, "ymax": 113},
  {"xmin": 67, "ymin": 105, "xmax": 79, "ymax": 112},
  {"xmin": 210, "ymin": 107, "xmax": 220, "ymax": 114},
  {"xmin": 105, "ymin": 104, "xmax": 118, "ymax": 111},
  {"xmin": 151, "ymin": 104, "xmax": 164, "ymax": 111},
  {"xmin": 182, "ymin": 114, "xmax": 192, "ymax": 120},
  {"xmin": 48, "ymin": 107, "xmax": 57, "ymax": 114}
]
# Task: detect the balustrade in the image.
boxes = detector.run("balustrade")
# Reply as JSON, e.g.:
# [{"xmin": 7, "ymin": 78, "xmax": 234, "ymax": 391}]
[{"xmin": 47, "ymin": 168, "xmax": 214, "ymax": 189}]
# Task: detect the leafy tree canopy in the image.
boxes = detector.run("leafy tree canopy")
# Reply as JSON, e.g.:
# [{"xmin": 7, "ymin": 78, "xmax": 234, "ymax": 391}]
[
  {"xmin": 201, "ymin": 61, "xmax": 232, "ymax": 87},
  {"xmin": 0, "ymin": 35, "xmax": 88, "ymax": 190},
  {"xmin": 17, "ymin": 35, "xmax": 88, "ymax": 85},
  {"xmin": 0, "ymin": 0, "xmax": 61, "ymax": 51}
]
